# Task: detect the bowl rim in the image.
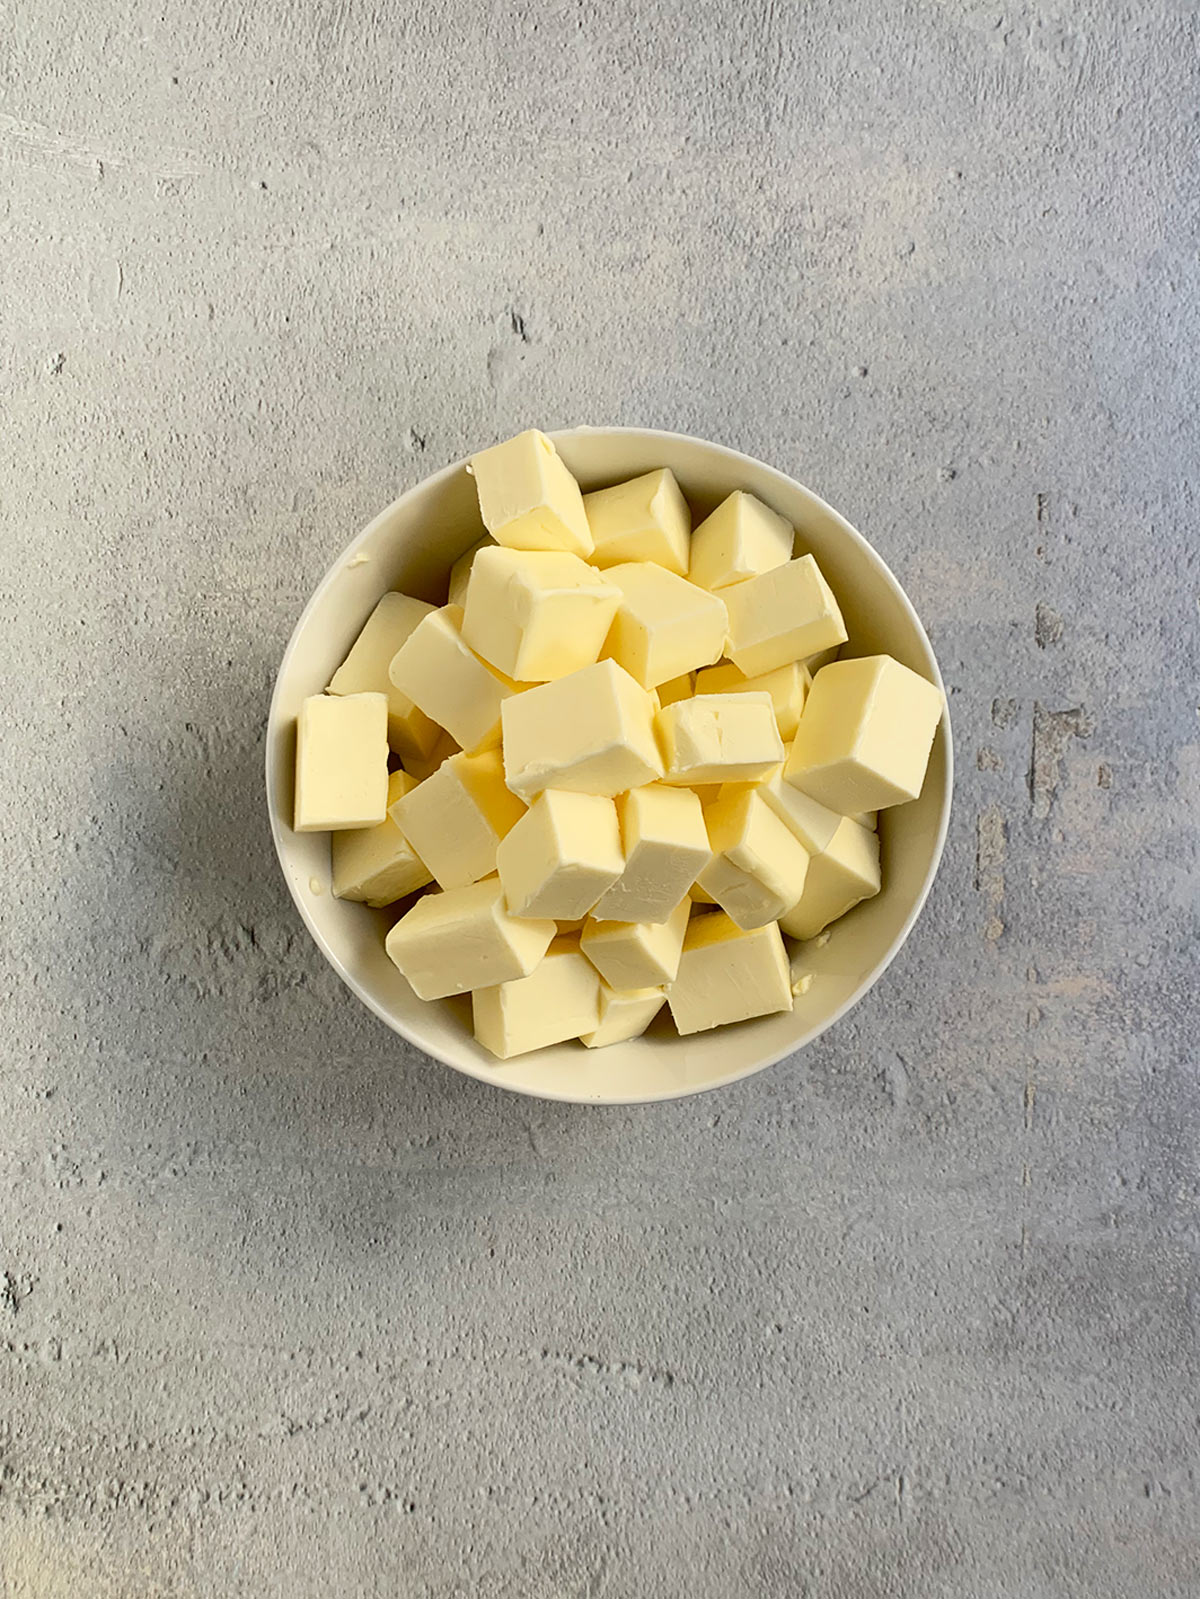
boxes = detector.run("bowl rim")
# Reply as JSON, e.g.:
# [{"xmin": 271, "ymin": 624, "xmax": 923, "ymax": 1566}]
[{"xmin": 265, "ymin": 425, "xmax": 954, "ymax": 1105}]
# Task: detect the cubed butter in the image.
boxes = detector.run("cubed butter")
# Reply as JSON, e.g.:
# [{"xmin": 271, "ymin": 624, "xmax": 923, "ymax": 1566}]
[
  {"xmin": 402, "ymin": 727, "xmax": 460, "ymax": 783},
  {"xmin": 391, "ymin": 747, "xmax": 526, "ymax": 890},
  {"xmin": 385, "ymin": 876, "xmax": 555, "ymax": 1000},
  {"xmin": 294, "ymin": 692, "xmax": 388, "ymax": 832},
  {"xmin": 591, "ymin": 783, "xmax": 710, "ymax": 925},
  {"xmin": 697, "ymin": 787, "xmax": 811, "ymax": 930},
  {"xmin": 694, "ymin": 659, "xmax": 811, "ymax": 741},
  {"xmin": 657, "ymin": 672, "xmax": 694, "ymax": 708},
  {"xmin": 784, "ymin": 655, "xmax": 944, "ymax": 812},
  {"xmin": 737, "ymin": 760, "xmax": 843, "ymax": 856},
  {"xmin": 580, "ymin": 984, "xmax": 665, "ymax": 1049},
  {"xmin": 779, "ymin": 815, "xmax": 881, "ymax": 940},
  {"xmin": 331, "ymin": 770, "xmax": 433, "ymax": 906},
  {"xmin": 723, "ymin": 554, "xmax": 847, "ymax": 678},
  {"xmin": 688, "ymin": 490, "xmax": 795, "ymax": 591},
  {"xmin": 657, "ymin": 692, "xmax": 783, "ymax": 786},
  {"xmin": 462, "ymin": 546, "xmax": 620, "ymax": 682},
  {"xmin": 448, "ymin": 536, "xmax": 493, "ymax": 608},
  {"xmin": 580, "ymin": 897, "xmax": 690, "ymax": 990},
  {"xmin": 327, "ymin": 592, "xmax": 441, "ymax": 762},
  {"xmin": 469, "ymin": 429, "xmax": 592, "ymax": 558},
  {"xmin": 602, "ymin": 562, "xmax": 728, "ymax": 689},
  {"xmin": 472, "ymin": 937, "xmax": 601, "ymax": 1059},
  {"xmin": 582, "ymin": 468, "xmax": 691, "ymax": 575},
  {"xmin": 389, "ymin": 604, "xmax": 522, "ymax": 755},
  {"xmin": 501, "ymin": 659, "xmax": 663, "ymax": 800},
  {"xmin": 495, "ymin": 789, "xmax": 623, "ymax": 920},
  {"xmin": 666, "ymin": 913, "xmax": 793, "ymax": 1035}
]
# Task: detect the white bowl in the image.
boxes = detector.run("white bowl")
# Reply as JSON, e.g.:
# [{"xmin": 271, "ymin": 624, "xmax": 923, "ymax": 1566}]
[{"xmin": 266, "ymin": 427, "xmax": 952, "ymax": 1104}]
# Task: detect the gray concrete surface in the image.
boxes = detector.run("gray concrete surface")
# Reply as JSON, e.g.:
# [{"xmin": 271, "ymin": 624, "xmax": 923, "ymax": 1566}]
[{"xmin": 2, "ymin": 2, "xmax": 1198, "ymax": 1594}]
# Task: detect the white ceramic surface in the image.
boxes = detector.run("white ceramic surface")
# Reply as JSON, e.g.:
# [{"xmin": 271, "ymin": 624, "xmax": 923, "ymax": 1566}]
[{"xmin": 265, "ymin": 428, "xmax": 953, "ymax": 1104}]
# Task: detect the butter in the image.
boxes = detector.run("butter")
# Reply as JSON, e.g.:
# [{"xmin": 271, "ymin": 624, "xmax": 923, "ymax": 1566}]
[
  {"xmin": 665, "ymin": 912, "xmax": 793, "ymax": 1035},
  {"xmin": 462, "ymin": 545, "xmax": 620, "ymax": 682},
  {"xmin": 688, "ymin": 490, "xmax": 794, "ymax": 591},
  {"xmin": 784, "ymin": 655, "xmax": 943, "ymax": 812},
  {"xmin": 385, "ymin": 875, "xmax": 555, "ymax": 1000},
  {"xmin": 496, "ymin": 789, "xmax": 623, "ymax": 919},
  {"xmin": 657, "ymin": 672, "xmax": 694, "ymax": 708},
  {"xmin": 591, "ymin": 783, "xmax": 710, "ymax": 925},
  {"xmin": 501, "ymin": 659, "xmax": 663, "ymax": 800},
  {"xmin": 331, "ymin": 770, "xmax": 433, "ymax": 906},
  {"xmin": 469, "ymin": 429, "xmax": 592, "ymax": 558},
  {"xmin": 602, "ymin": 562, "xmax": 728, "ymax": 689},
  {"xmin": 657, "ymin": 692, "xmax": 783, "ymax": 786},
  {"xmin": 580, "ymin": 897, "xmax": 690, "ymax": 990},
  {"xmin": 327, "ymin": 592, "xmax": 441, "ymax": 762},
  {"xmin": 780, "ymin": 815, "xmax": 881, "ymax": 940},
  {"xmin": 402, "ymin": 727, "xmax": 460, "ymax": 783},
  {"xmin": 294, "ymin": 692, "xmax": 389, "ymax": 832},
  {"xmin": 473, "ymin": 937, "xmax": 601, "ymax": 1059},
  {"xmin": 697, "ymin": 787, "xmax": 811, "ymax": 929},
  {"xmin": 582, "ymin": 468, "xmax": 691, "ymax": 575},
  {"xmin": 391, "ymin": 747, "xmax": 525, "ymax": 890},
  {"xmin": 580, "ymin": 984, "xmax": 665, "ymax": 1048},
  {"xmin": 448, "ymin": 535, "xmax": 492, "ymax": 608},
  {"xmin": 737, "ymin": 761, "xmax": 842, "ymax": 855},
  {"xmin": 694, "ymin": 659, "xmax": 811, "ymax": 740},
  {"xmin": 723, "ymin": 554, "xmax": 847, "ymax": 678},
  {"xmin": 389, "ymin": 604, "xmax": 522, "ymax": 755}
]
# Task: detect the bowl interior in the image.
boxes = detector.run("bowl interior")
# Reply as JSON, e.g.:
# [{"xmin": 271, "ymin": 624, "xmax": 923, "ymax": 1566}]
[{"xmin": 266, "ymin": 428, "xmax": 952, "ymax": 1104}]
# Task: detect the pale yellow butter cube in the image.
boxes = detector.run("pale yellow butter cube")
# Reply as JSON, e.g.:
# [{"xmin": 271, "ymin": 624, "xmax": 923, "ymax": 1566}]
[
  {"xmin": 461, "ymin": 546, "xmax": 620, "ymax": 682},
  {"xmin": 657, "ymin": 692, "xmax": 783, "ymax": 786},
  {"xmin": 657, "ymin": 672, "xmax": 695, "ymax": 708},
  {"xmin": 580, "ymin": 897, "xmax": 690, "ymax": 990},
  {"xmin": 603, "ymin": 562, "xmax": 728, "ymax": 690},
  {"xmin": 784, "ymin": 655, "xmax": 944, "ymax": 812},
  {"xmin": 694, "ymin": 659, "xmax": 811, "ymax": 741},
  {"xmin": 582, "ymin": 468, "xmax": 691, "ymax": 575},
  {"xmin": 734, "ymin": 760, "xmax": 843, "ymax": 856},
  {"xmin": 501, "ymin": 659, "xmax": 663, "ymax": 800},
  {"xmin": 780, "ymin": 815, "xmax": 881, "ymax": 940},
  {"xmin": 697, "ymin": 787, "xmax": 811, "ymax": 930},
  {"xmin": 391, "ymin": 747, "xmax": 525, "ymax": 890},
  {"xmin": 580, "ymin": 984, "xmax": 665, "ymax": 1048},
  {"xmin": 469, "ymin": 429, "xmax": 592, "ymax": 558},
  {"xmin": 591, "ymin": 783, "xmax": 710, "ymax": 925},
  {"xmin": 402, "ymin": 727, "xmax": 460, "ymax": 783},
  {"xmin": 331, "ymin": 771, "xmax": 433, "ymax": 906},
  {"xmin": 294, "ymin": 692, "xmax": 389, "ymax": 832},
  {"xmin": 496, "ymin": 789, "xmax": 623, "ymax": 920},
  {"xmin": 447, "ymin": 536, "xmax": 493, "ymax": 608},
  {"xmin": 389, "ymin": 604, "xmax": 522, "ymax": 755},
  {"xmin": 666, "ymin": 913, "xmax": 793, "ymax": 1035},
  {"xmin": 688, "ymin": 491, "xmax": 795, "ymax": 591},
  {"xmin": 385, "ymin": 876, "xmax": 555, "ymax": 1000},
  {"xmin": 327, "ymin": 592, "xmax": 440, "ymax": 762},
  {"xmin": 472, "ymin": 938, "xmax": 601, "ymax": 1059},
  {"xmin": 723, "ymin": 554, "xmax": 847, "ymax": 678}
]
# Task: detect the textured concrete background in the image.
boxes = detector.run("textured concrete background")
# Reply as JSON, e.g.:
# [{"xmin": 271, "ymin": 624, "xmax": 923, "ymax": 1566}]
[{"xmin": 2, "ymin": 2, "xmax": 1198, "ymax": 1594}]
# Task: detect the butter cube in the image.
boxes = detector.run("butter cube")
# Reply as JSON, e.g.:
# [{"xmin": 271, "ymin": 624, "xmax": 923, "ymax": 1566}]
[
  {"xmin": 694, "ymin": 659, "xmax": 811, "ymax": 741},
  {"xmin": 447, "ymin": 536, "xmax": 492, "ymax": 608},
  {"xmin": 327, "ymin": 592, "xmax": 441, "ymax": 762},
  {"xmin": 666, "ymin": 913, "xmax": 793, "ymax": 1035},
  {"xmin": 294, "ymin": 692, "xmax": 388, "ymax": 832},
  {"xmin": 391, "ymin": 747, "xmax": 525, "ymax": 890},
  {"xmin": 402, "ymin": 727, "xmax": 460, "ymax": 783},
  {"xmin": 697, "ymin": 787, "xmax": 811, "ymax": 930},
  {"xmin": 780, "ymin": 816, "xmax": 881, "ymax": 940},
  {"xmin": 389, "ymin": 604, "xmax": 522, "ymax": 755},
  {"xmin": 737, "ymin": 761, "xmax": 843, "ymax": 855},
  {"xmin": 580, "ymin": 897, "xmax": 690, "ymax": 990},
  {"xmin": 784, "ymin": 655, "xmax": 944, "ymax": 812},
  {"xmin": 689, "ymin": 882, "xmax": 717, "ymax": 905},
  {"xmin": 591, "ymin": 783, "xmax": 710, "ymax": 925},
  {"xmin": 582, "ymin": 468, "xmax": 691, "ymax": 575},
  {"xmin": 462, "ymin": 546, "xmax": 620, "ymax": 682},
  {"xmin": 469, "ymin": 429, "xmax": 592, "ymax": 558},
  {"xmin": 385, "ymin": 876, "xmax": 555, "ymax": 1000},
  {"xmin": 331, "ymin": 771, "xmax": 433, "ymax": 906},
  {"xmin": 580, "ymin": 984, "xmax": 665, "ymax": 1048},
  {"xmin": 472, "ymin": 938, "xmax": 601, "ymax": 1059},
  {"xmin": 603, "ymin": 562, "xmax": 728, "ymax": 689},
  {"xmin": 688, "ymin": 491, "xmax": 795, "ymax": 591},
  {"xmin": 501, "ymin": 659, "xmax": 663, "ymax": 800},
  {"xmin": 723, "ymin": 554, "xmax": 847, "ymax": 678},
  {"xmin": 657, "ymin": 672, "xmax": 694, "ymax": 708},
  {"xmin": 496, "ymin": 789, "xmax": 623, "ymax": 920},
  {"xmin": 657, "ymin": 692, "xmax": 783, "ymax": 786}
]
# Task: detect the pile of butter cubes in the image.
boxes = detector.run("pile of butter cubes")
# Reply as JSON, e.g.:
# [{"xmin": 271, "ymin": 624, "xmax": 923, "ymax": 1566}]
[{"xmin": 293, "ymin": 429, "xmax": 943, "ymax": 1059}]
